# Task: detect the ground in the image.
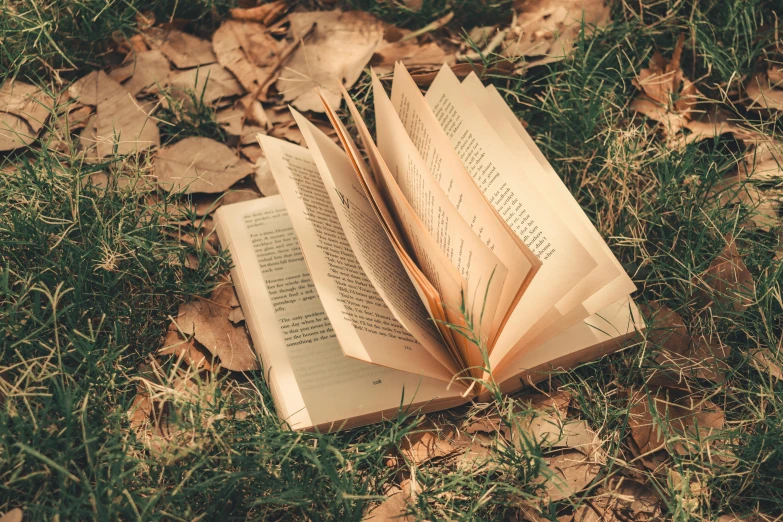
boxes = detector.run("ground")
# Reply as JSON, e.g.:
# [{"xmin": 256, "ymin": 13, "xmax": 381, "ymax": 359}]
[{"xmin": 1, "ymin": 0, "xmax": 782, "ymax": 520}]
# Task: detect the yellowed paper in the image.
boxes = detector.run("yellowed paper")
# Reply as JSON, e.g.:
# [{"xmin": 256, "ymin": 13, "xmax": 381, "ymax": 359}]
[
  {"xmin": 215, "ymin": 196, "xmax": 462, "ymax": 429},
  {"xmin": 258, "ymin": 135, "xmax": 455, "ymax": 381},
  {"xmin": 389, "ymin": 62, "xmax": 540, "ymax": 346},
  {"xmin": 463, "ymin": 76, "xmax": 636, "ymax": 356},
  {"xmin": 372, "ymin": 70, "xmax": 509, "ymax": 345},
  {"xmin": 289, "ymin": 108, "xmax": 459, "ymax": 375},
  {"xmin": 424, "ymin": 64, "xmax": 597, "ymax": 367}
]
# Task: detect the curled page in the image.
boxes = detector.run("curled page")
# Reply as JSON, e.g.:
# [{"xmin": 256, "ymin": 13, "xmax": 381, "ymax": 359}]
[
  {"xmin": 424, "ymin": 64, "xmax": 598, "ymax": 368},
  {"xmin": 334, "ymin": 86, "xmax": 488, "ymax": 378},
  {"xmin": 259, "ymin": 135, "xmax": 455, "ymax": 382},
  {"xmin": 289, "ymin": 108, "xmax": 459, "ymax": 375},
  {"xmin": 462, "ymin": 77, "xmax": 636, "ymax": 359},
  {"xmin": 371, "ymin": 69, "xmax": 510, "ymax": 348},
  {"xmin": 389, "ymin": 62, "xmax": 540, "ymax": 347}
]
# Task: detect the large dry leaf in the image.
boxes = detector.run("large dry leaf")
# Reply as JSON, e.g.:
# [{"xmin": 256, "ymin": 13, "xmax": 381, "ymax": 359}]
[
  {"xmin": 230, "ymin": 1, "xmax": 287, "ymax": 25},
  {"xmin": 155, "ymin": 136, "xmax": 255, "ymax": 194},
  {"xmin": 572, "ymin": 479, "xmax": 662, "ymax": 522},
  {"xmin": 276, "ymin": 10, "xmax": 383, "ymax": 112},
  {"xmin": 216, "ymin": 104, "xmax": 266, "ymax": 145},
  {"xmin": 370, "ymin": 40, "xmax": 453, "ymax": 75},
  {"xmin": 168, "ymin": 63, "xmax": 244, "ymax": 106},
  {"xmin": 543, "ymin": 450, "xmax": 601, "ymax": 501},
  {"xmin": 744, "ymin": 140, "xmax": 783, "ymax": 182},
  {"xmin": 159, "ymin": 326, "xmax": 216, "ymax": 370},
  {"xmin": 0, "ymin": 509, "xmax": 23, "ymax": 522},
  {"xmin": 748, "ymin": 348, "xmax": 782, "ymax": 381},
  {"xmin": 503, "ymin": 0, "xmax": 610, "ymax": 62},
  {"xmin": 676, "ymin": 104, "xmax": 760, "ymax": 147},
  {"xmin": 746, "ymin": 72, "xmax": 783, "ymax": 111},
  {"xmin": 630, "ymin": 36, "xmax": 699, "ymax": 134},
  {"xmin": 0, "ymin": 81, "xmax": 53, "ymax": 133},
  {"xmin": 109, "ymin": 50, "xmax": 171, "ymax": 95},
  {"xmin": 145, "ymin": 28, "xmax": 217, "ymax": 69},
  {"xmin": 174, "ymin": 284, "xmax": 258, "ymax": 371},
  {"xmin": 72, "ymin": 71, "xmax": 160, "ymax": 158},
  {"xmin": 0, "ymin": 113, "xmax": 37, "ymax": 151},
  {"xmin": 363, "ymin": 484, "xmax": 415, "ymax": 522},
  {"xmin": 692, "ymin": 239, "xmax": 754, "ymax": 312},
  {"xmin": 213, "ymin": 20, "xmax": 285, "ymax": 93}
]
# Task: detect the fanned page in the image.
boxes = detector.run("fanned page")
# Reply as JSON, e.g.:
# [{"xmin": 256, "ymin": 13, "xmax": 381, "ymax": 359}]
[
  {"xmin": 215, "ymin": 196, "xmax": 463, "ymax": 430},
  {"xmin": 388, "ymin": 62, "xmax": 540, "ymax": 346},
  {"xmin": 461, "ymin": 77, "xmax": 637, "ymax": 365},
  {"xmin": 336, "ymin": 88, "xmax": 489, "ymax": 376},
  {"xmin": 494, "ymin": 297, "xmax": 644, "ymax": 391},
  {"xmin": 287, "ymin": 108, "xmax": 458, "ymax": 375},
  {"xmin": 371, "ymin": 70, "xmax": 511, "ymax": 347},
  {"xmin": 319, "ymin": 89, "xmax": 465, "ymax": 370},
  {"xmin": 257, "ymin": 135, "xmax": 456, "ymax": 382},
  {"xmin": 424, "ymin": 64, "xmax": 598, "ymax": 367}
]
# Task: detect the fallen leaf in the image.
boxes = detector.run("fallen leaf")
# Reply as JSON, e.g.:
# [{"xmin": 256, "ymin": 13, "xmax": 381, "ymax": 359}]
[
  {"xmin": 228, "ymin": 307, "xmax": 245, "ymax": 324},
  {"xmin": 629, "ymin": 36, "xmax": 699, "ymax": 134},
  {"xmin": 276, "ymin": 10, "xmax": 383, "ymax": 112},
  {"xmin": 230, "ymin": 1, "xmax": 287, "ymax": 26},
  {"xmin": 676, "ymin": 104, "xmax": 760, "ymax": 147},
  {"xmin": 370, "ymin": 40, "xmax": 453, "ymax": 75},
  {"xmin": 72, "ymin": 71, "xmax": 160, "ymax": 158},
  {"xmin": 213, "ymin": 20, "xmax": 285, "ymax": 93},
  {"xmin": 216, "ymin": 104, "xmax": 266, "ymax": 145},
  {"xmin": 109, "ymin": 50, "xmax": 171, "ymax": 95},
  {"xmin": 254, "ymin": 156, "xmax": 279, "ymax": 195},
  {"xmin": 748, "ymin": 348, "xmax": 782, "ymax": 381},
  {"xmin": 0, "ymin": 113, "xmax": 37, "ymax": 151},
  {"xmin": 627, "ymin": 388, "xmax": 666, "ymax": 455},
  {"xmin": 0, "ymin": 508, "xmax": 23, "ymax": 522},
  {"xmin": 544, "ymin": 450, "xmax": 601, "ymax": 501},
  {"xmin": 155, "ymin": 136, "xmax": 255, "ymax": 194},
  {"xmin": 503, "ymin": 0, "xmax": 610, "ymax": 62},
  {"xmin": 692, "ymin": 238, "xmax": 754, "ymax": 312},
  {"xmin": 159, "ymin": 326, "xmax": 216, "ymax": 370},
  {"xmin": 174, "ymin": 283, "xmax": 258, "ymax": 371},
  {"xmin": 455, "ymin": 432, "xmax": 494, "ymax": 471},
  {"xmin": 363, "ymin": 484, "xmax": 415, "ymax": 522},
  {"xmin": 0, "ymin": 81, "xmax": 53, "ymax": 133},
  {"xmin": 241, "ymin": 144, "xmax": 264, "ymax": 162},
  {"xmin": 746, "ymin": 72, "xmax": 783, "ymax": 111},
  {"xmin": 168, "ymin": 63, "xmax": 244, "ymax": 106},
  {"xmin": 145, "ymin": 28, "xmax": 217, "ymax": 69},
  {"xmin": 744, "ymin": 140, "xmax": 783, "ymax": 182}
]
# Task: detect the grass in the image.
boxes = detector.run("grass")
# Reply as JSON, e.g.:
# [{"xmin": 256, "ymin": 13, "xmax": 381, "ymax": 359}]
[{"xmin": 1, "ymin": 0, "xmax": 783, "ymax": 520}]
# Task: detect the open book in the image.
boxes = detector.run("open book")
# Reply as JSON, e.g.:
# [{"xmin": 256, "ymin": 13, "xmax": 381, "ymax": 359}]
[{"xmin": 215, "ymin": 63, "xmax": 643, "ymax": 432}]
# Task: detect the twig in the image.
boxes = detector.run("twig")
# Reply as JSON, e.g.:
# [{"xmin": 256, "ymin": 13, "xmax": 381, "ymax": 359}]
[{"xmin": 400, "ymin": 12, "xmax": 454, "ymax": 43}]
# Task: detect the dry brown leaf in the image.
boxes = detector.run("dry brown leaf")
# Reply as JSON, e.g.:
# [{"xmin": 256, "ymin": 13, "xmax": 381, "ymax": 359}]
[
  {"xmin": 230, "ymin": 1, "xmax": 287, "ymax": 26},
  {"xmin": 503, "ymin": 0, "xmax": 610, "ymax": 62},
  {"xmin": 72, "ymin": 71, "xmax": 160, "ymax": 158},
  {"xmin": 455, "ymin": 432, "xmax": 494, "ymax": 471},
  {"xmin": 630, "ymin": 36, "xmax": 699, "ymax": 134},
  {"xmin": 145, "ymin": 28, "xmax": 217, "ymax": 69},
  {"xmin": 276, "ymin": 10, "xmax": 383, "ymax": 112},
  {"xmin": 216, "ymin": 104, "xmax": 266, "ymax": 145},
  {"xmin": 746, "ymin": 72, "xmax": 783, "ymax": 111},
  {"xmin": 676, "ymin": 104, "xmax": 760, "ymax": 147},
  {"xmin": 544, "ymin": 450, "xmax": 601, "ymax": 501},
  {"xmin": 572, "ymin": 479, "xmax": 662, "ymax": 522},
  {"xmin": 0, "ymin": 81, "xmax": 53, "ymax": 133},
  {"xmin": 155, "ymin": 136, "xmax": 255, "ymax": 194},
  {"xmin": 159, "ymin": 327, "xmax": 216, "ymax": 370},
  {"xmin": 168, "ymin": 63, "xmax": 244, "ymax": 106},
  {"xmin": 109, "ymin": 50, "xmax": 171, "ymax": 95},
  {"xmin": 627, "ymin": 388, "xmax": 666, "ymax": 455},
  {"xmin": 213, "ymin": 20, "xmax": 285, "ymax": 94},
  {"xmin": 241, "ymin": 144, "xmax": 264, "ymax": 163},
  {"xmin": 748, "ymin": 348, "xmax": 782, "ymax": 381},
  {"xmin": 370, "ymin": 40, "xmax": 453, "ymax": 75},
  {"xmin": 174, "ymin": 284, "xmax": 258, "ymax": 371},
  {"xmin": 363, "ymin": 484, "xmax": 415, "ymax": 522},
  {"xmin": 692, "ymin": 238, "xmax": 754, "ymax": 312},
  {"xmin": 0, "ymin": 113, "xmax": 37, "ymax": 151},
  {"xmin": 254, "ymin": 156, "xmax": 280, "ymax": 196},
  {"xmin": 744, "ymin": 140, "xmax": 783, "ymax": 182},
  {"xmin": 0, "ymin": 508, "xmax": 23, "ymax": 522}
]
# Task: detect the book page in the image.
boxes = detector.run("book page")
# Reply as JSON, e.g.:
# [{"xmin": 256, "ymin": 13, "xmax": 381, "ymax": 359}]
[
  {"xmin": 372, "ymin": 70, "xmax": 512, "ymax": 347},
  {"xmin": 424, "ymin": 64, "xmax": 597, "ymax": 367},
  {"xmin": 389, "ymin": 62, "xmax": 540, "ymax": 345},
  {"xmin": 337, "ymin": 88, "xmax": 488, "ymax": 377},
  {"xmin": 494, "ymin": 297, "xmax": 643, "ymax": 388},
  {"xmin": 258, "ymin": 135, "xmax": 454, "ymax": 382},
  {"xmin": 215, "ymin": 196, "xmax": 463, "ymax": 430},
  {"xmin": 288, "ymin": 108, "xmax": 459, "ymax": 375},
  {"xmin": 464, "ymin": 77, "xmax": 636, "ymax": 355}
]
